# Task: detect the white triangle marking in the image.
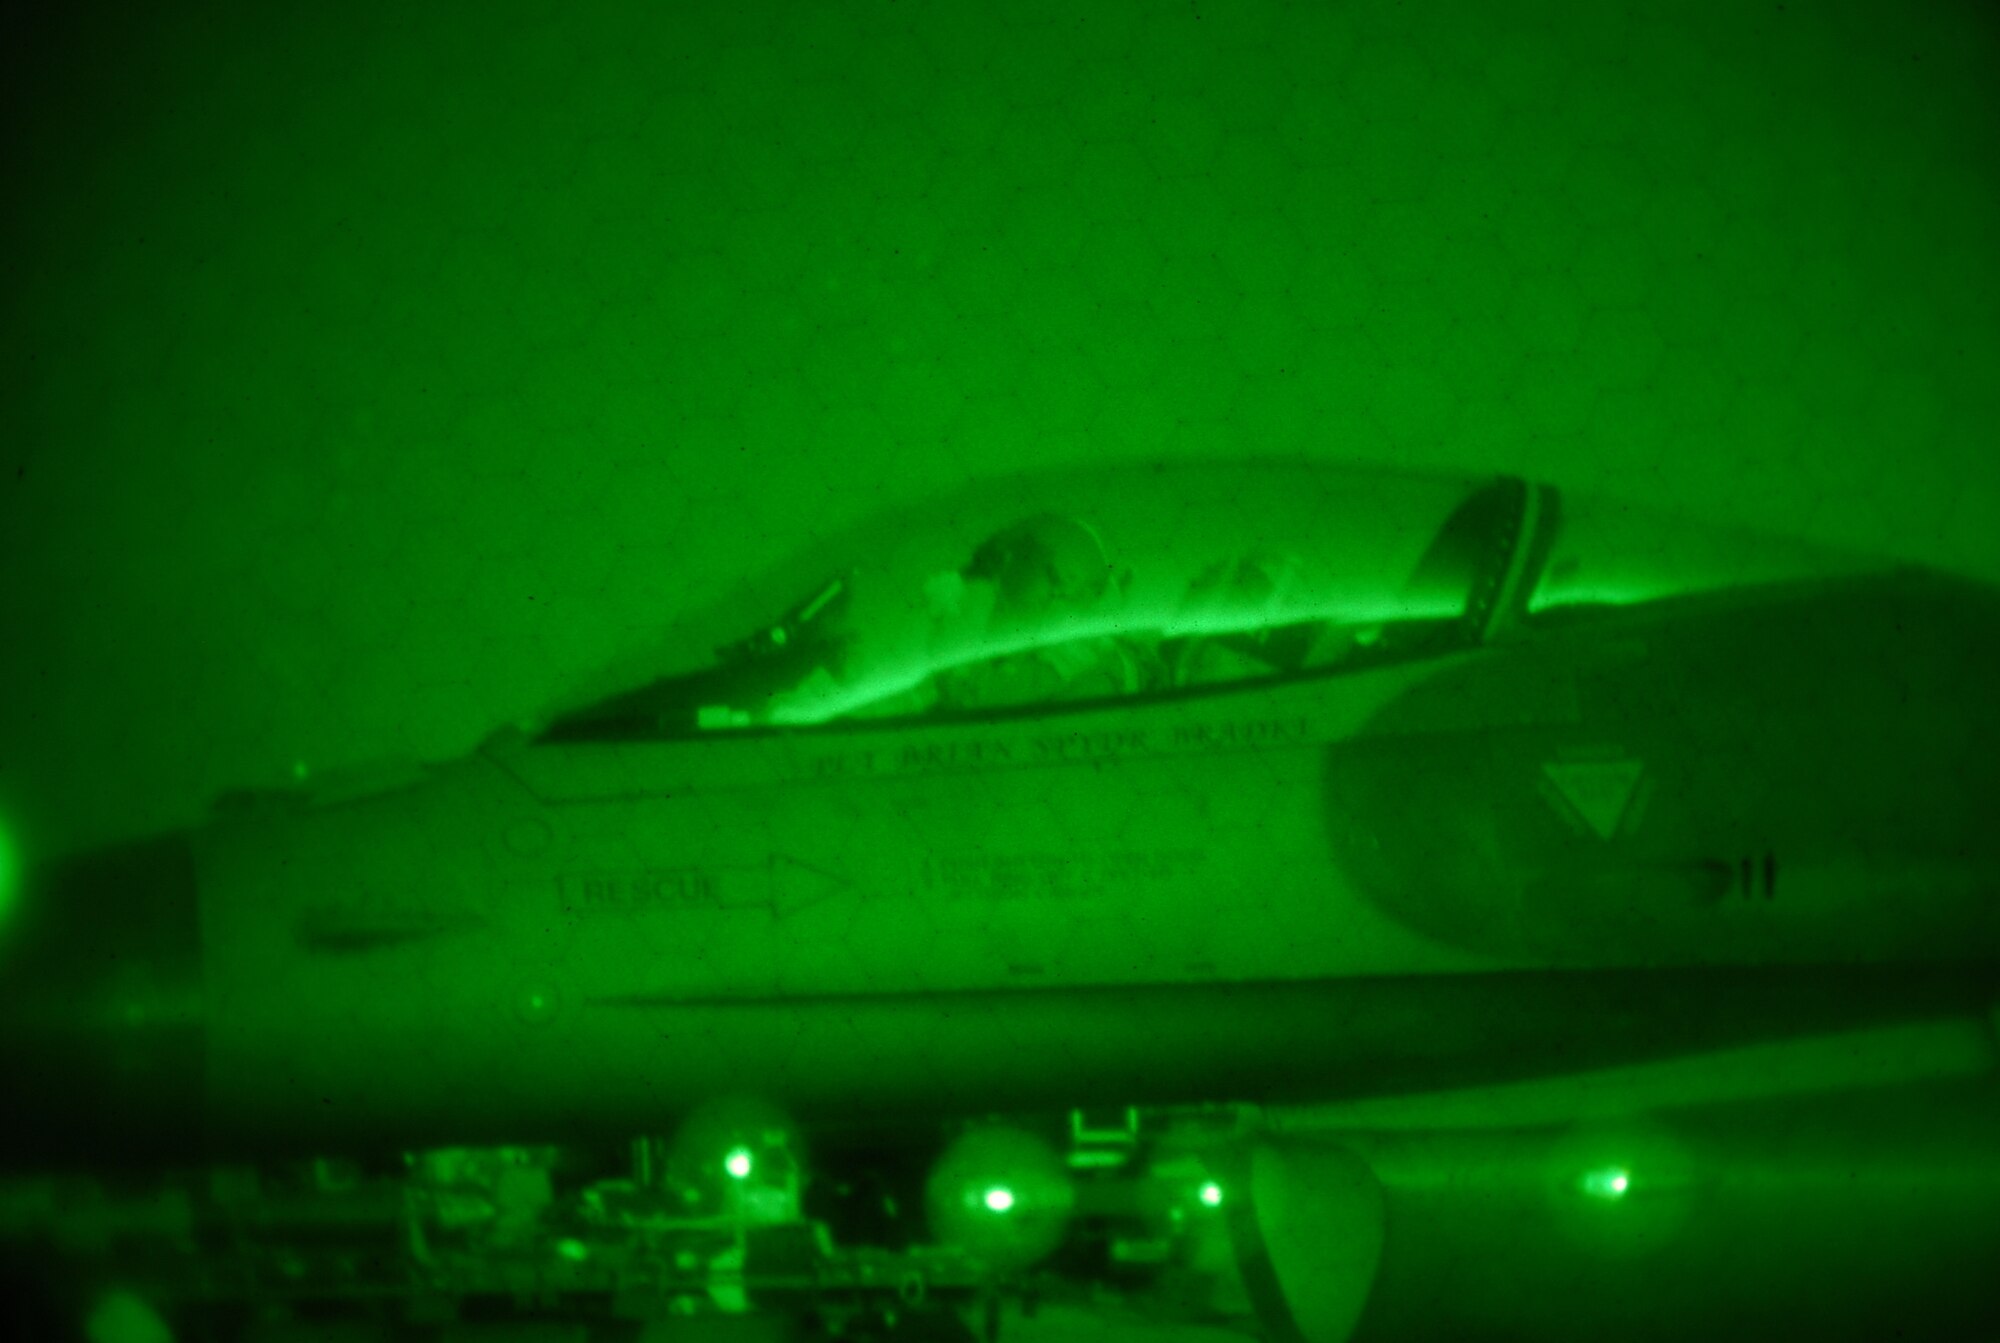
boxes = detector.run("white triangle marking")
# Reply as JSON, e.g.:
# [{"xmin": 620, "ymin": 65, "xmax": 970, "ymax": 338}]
[{"xmin": 1543, "ymin": 758, "xmax": 1644, "ymax": 840}]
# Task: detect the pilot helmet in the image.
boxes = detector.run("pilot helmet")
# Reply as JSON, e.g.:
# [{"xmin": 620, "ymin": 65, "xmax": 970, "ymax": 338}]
[{"xmin": 966, "ymin": 514, "xmax": 1116, "ymax": 617}]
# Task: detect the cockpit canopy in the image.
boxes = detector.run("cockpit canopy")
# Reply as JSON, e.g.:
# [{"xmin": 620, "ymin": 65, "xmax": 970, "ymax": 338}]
[{"xmin": 537, "ymin": 462, "xmax": 1884, "ymax": 741}]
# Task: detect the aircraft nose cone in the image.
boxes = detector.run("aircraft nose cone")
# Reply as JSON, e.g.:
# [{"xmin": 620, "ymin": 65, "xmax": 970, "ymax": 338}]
[{"xmin": 0, "ymin": 833, "xmax": 206, "ymax": 1168}]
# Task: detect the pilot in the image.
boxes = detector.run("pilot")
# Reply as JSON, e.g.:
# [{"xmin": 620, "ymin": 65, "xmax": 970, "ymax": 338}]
[
  {"xmin": 1170, "ymin": 552, "xmax": 1348, "ymax": 687},
  {"xmin": 931, "ymin": 514, "xmax": 1155, "ymax": 711},
  {"xmin": 967, "ymin": 515, "xmax": 1117, "ymax": 623}
]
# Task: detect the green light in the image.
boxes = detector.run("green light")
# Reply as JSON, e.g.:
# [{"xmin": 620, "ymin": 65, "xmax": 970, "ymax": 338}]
[
  {"xmin": 0, "ymin": 816, "xmax": 15, "ymax": 932},
  {"xmin": 1199, "ymin": 1181, "xmax": 1224, "ymax": 1207},
  {"xmin": 1581, "ymin": 1166, "xmax": 1631, "ymax": 1199},
  {"xmin": 983, "ymin": 1186, "xmax": 1016, "ymax": 1213},
  {"xmin": 724, "ymin": 1147, "xmax": 754, "ymax": 1179},
  {"xmin": 555, "ymin": 1238, "xmax": 589, "ymax": 1262},
  {"xmin": 85, "ymin": 1290, "xmax": 171, "ymax": 1343}
]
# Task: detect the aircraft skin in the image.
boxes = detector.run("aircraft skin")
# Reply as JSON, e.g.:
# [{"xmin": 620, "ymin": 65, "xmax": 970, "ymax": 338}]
[
  {"xmin": 5, "ymin": 461, "xmax": 2000, "ymax": 1340},
  {"xmin": 163, "ymin": 565, "xmax": 1997, "ymax": 1158}
]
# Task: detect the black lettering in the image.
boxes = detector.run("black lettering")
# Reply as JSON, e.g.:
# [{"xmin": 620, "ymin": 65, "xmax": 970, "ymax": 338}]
[
  {"xmin": 1173, "ymin": 724, "xmax": 1215, "ymax": 748},
  {"xmin": 565, "ymin": 869, "xmax": 721, "ymax": 913},
  {"xmin": 1175, "ymin": 718, "xmax": 1308, "ymax": 750},
  {"xmin": 1032, "ymin": 729, "xmax": 1152, "ymax": 761},
  {"xmin": 895, "ymin": 740, "xmax": 1015, "ymax": 771}
]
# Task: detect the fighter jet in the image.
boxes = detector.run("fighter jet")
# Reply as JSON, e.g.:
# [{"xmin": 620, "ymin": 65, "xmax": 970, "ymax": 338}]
[{"xmin": 5, "ymin": 460, "xmax": 1998, "ymax": 1343}]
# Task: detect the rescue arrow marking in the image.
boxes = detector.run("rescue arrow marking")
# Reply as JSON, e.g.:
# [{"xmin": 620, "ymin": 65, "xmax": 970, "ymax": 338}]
[{"xmin": 1542, "ymin": 757, "xmax": 1645, "ymax": 841}]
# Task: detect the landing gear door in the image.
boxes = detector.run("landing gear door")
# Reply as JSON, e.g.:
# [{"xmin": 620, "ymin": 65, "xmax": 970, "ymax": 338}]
[{"xmin": 1228, "ymin": 1138, "xmax": 1388, "ymax": 1343}]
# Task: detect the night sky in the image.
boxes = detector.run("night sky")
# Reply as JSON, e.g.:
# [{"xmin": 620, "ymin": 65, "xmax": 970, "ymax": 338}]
[{"xmin": 4, "ymin": 0, "xmax": 1998, "ymax": 866}]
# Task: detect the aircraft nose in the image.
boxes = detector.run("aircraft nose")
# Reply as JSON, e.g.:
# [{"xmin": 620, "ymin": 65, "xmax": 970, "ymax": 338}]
[{"xmin": 0, "ymin": 833, "xmax": 206, "ymax": 1168}]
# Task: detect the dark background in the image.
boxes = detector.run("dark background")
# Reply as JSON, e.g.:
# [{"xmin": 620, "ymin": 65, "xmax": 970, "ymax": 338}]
[{"xmin": 4, "ymin": 0, "xmax": 1998, "ymax": 870}]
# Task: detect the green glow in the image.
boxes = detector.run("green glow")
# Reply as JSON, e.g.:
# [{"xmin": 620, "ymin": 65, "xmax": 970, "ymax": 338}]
[
  {"xmin": 1528, "ymin": 582, "xmax": 1650, "ymax": 611},
  {"xmin": 0, "ymin": 816, "xmax": 15, "ymax": 932},
  {"xmin": 555, "ymin": 1238, "xmax": 589, "ymax": 1262},
  {"xmin": 763, "ymin": 590, "xmax": 1468, "ymax": 727},
  {"xmin": 85, "ymin": 1291, "xmax": 171, "ymax": 1343},
  {"xmin": 1580, "ymin": 1166, "xmax": 1632, "ymax": 1199},
  {"xmin": 983, "ymin": 1185, "xmax": 1016, "ymax": 1213},
  {"xmin": 724, "ymin": 1147, "xmax": 754, "ymax": 1179},
  {"xmin": 515, "ymin": 985, "xmax": 559, "ymax": 1026},
  {"xmin": 1199, "ymin": 1181, "xmax": 1224, "ymax": 1207}
]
